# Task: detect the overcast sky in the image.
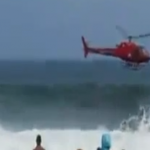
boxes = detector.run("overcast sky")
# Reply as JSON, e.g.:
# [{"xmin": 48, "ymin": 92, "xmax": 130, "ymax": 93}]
[{"xmin": 0, "ymin": 0, "xmax": 150, "ymax": 60}]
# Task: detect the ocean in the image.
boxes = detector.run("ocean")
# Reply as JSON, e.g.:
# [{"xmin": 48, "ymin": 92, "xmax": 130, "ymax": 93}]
[{"xmin": 0, "ymin": 60, "xmax": 150, "ymax": 150}]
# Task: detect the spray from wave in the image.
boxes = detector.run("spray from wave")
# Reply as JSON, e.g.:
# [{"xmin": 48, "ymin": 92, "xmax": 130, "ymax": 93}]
[{"xmin": 0, "ymin": 106, "xmax": 150, "ymax": 150}]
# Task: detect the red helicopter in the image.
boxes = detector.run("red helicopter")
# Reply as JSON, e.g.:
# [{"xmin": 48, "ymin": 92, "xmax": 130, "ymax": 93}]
[{"xmin": 81, "ymin": 26, "xmax": 150, "ymax": 70}]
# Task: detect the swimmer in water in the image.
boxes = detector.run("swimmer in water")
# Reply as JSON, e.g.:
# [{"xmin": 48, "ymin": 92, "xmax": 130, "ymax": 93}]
[
  {"xmin": 96, "ymin": 133, "xmax": 111, "ymax": 150},
  {"xmin": 33, "ymin": 134, "xmax": 45, "ymax": 150}
]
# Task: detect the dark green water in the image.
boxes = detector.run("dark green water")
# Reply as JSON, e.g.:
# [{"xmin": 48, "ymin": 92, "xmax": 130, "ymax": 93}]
[{"xmin": 0, "ymin": 60, "xmax": 149, "ymax": 130}]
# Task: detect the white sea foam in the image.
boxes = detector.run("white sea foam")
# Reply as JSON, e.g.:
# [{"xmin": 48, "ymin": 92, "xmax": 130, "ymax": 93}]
[{"xmin": 1, "ymin": 106, "xmax": 150, "ymax": 150}]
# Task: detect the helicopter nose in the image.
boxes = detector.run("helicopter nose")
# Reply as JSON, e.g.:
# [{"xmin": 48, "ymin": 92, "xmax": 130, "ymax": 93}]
[
  {"xmin": 144, "ymin": 50, "xmax": 150, "ymax": 61},
  {"xmin": 147, "ymin": 54, "xmax": 150, "ymax": 61}
]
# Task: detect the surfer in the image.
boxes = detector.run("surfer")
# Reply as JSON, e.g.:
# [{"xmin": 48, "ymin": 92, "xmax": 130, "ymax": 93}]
[
  {"xmin": 96, "ymin": 133, "xmax": 111, "ymax": 150},
  {"xmin": 33, "ymin": 134, "xmax": 45, "ymax": 150}
]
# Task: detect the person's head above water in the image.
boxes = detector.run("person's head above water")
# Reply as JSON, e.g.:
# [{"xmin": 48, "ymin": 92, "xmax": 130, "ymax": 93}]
[
  {"xmin": 101, "ymin": 133, "xmax": 111, "ymax": 150},
  {"xmin": 36, "ymin": 134, "xmax": 42, "ymax": 146},
  {"xmin": 97, "ymin": 147, "xmax": 101, "ymax": 150}
]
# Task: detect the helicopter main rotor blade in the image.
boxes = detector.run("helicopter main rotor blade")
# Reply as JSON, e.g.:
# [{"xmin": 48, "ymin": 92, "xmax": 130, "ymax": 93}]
[
  {"xmin": 116, "ymin": 25, "xmax": 129, "ymax": 39},
  {"xmin": 116, "ymin": 25, "xmax": 150, "ymax": 41},
  {"xmin": 131, "ymin": 33, "xmax": 150, "ymax": 39}
]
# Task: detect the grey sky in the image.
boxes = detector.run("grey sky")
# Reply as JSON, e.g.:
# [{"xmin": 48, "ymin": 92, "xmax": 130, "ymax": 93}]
[{"xmin": 0, "ymin": 0, "xmax": 150, "ymax": 60}]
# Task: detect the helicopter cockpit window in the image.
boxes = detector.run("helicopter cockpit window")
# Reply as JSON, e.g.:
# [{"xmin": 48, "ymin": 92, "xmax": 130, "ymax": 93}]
[
  {"xmin": 138, "ymin": 45, "xmax": 144, "ymax": 49},
  {"xmin": 137, "ymin": 45, "xmax": 145, "ymax": 52},
  {"xmin": 141, "ymin": 49, "xmax": 148, "ymax": 55}
]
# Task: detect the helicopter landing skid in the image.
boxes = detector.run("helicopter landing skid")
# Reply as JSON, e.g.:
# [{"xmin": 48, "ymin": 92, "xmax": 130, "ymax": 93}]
[{"xmin": 122, "ymin": 62, "xmax": 146, "ymax": 70}]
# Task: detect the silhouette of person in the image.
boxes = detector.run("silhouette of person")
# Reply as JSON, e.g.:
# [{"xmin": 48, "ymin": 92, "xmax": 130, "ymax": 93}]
[{"xmin": 33, "ymin": 134, "xmax": 45, "ymax": 150}]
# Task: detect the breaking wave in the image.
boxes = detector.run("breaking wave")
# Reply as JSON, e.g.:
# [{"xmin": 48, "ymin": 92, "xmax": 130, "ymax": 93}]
[{"xmin": 0, "ymin": 106, "xmax": 150, "ymax": 150}]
